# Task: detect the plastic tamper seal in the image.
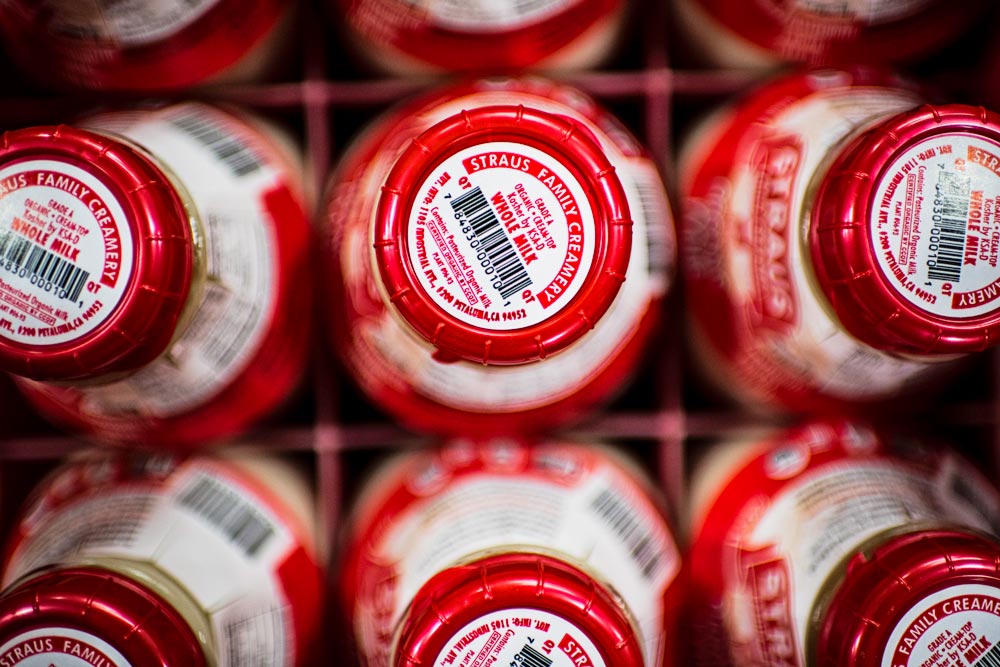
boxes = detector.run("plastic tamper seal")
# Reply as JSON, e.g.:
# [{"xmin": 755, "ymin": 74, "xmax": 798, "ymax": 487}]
[
  {"xmin": 395, "ymin": 552, "xmax": 647, "ymax": 667},
  {"xmin": 810, "ymin": 104, "xmax": 1000, "ymax": 356},
  {"xmin": 374, "ymin": 104, "xmax": 632, "ymax": 365},
  {"xmin": 0, "ymin": 567, "xmax": 207, "ymax": 667},
  {"xmin": 0, "ymin": 125, "xmax": 193, "ymax": 381},
  {"xmin": 816, "ymin": 529, "xmax": 1000, "ymax": 667}
]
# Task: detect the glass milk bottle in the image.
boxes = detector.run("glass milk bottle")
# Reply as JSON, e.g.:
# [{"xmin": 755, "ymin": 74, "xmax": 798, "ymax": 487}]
[
  {"xmin": 0, "ymin": 448, "xmax": 324, "ymax": 667},
  {"xmin": 680, "ymin": 68, "xmax": 1000, "ymax": 414},
  {"xmin": 339, "ymin": 438, "xmax": 683, "ymax": 667},
  {"xmin": 671, "ymin": 0, "xmax": 987, "ymax": 68},
  {"xmin": 323, "ymin": 77, "xmax": 674, "ymax": 435},
  {"xmin": 332, "ymin": 0, "xmax": 629, "ymax": 75},
  {"xmin": 0, "ymin": 102, "xmax": 313, "ymax": 446},
  {"xmin": 686, "ymin": 419, "xmax": 1000, "ymax": 667}
]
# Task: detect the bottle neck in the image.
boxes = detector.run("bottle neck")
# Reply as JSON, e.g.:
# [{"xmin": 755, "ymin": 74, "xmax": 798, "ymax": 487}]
[
  {"xmin": 78, "ymin": 557, "xmax": 218, "ymax": 667},
  {"xmin": 85, "ymin": 128, "xmax": 208, "ymax": 371},
  {"xmin": 0, "ymin": 561, "xmax": 211, "ymax": 667}
]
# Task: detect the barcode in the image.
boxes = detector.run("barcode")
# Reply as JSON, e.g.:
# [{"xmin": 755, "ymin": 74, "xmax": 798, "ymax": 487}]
[
  {"xmin": 0, "ymin": 229, "xmax": 89, "ymax": 302},
  {"xmin": 449, "ymin": 187, "xmax": 532, "ymax": 300},
  {"xmin": 223, "ymin": 609, "xmax": 285, "ymax": 667},
  {"xmin": 974, "ymin": 641, "xmax": 1000, "ymax": 667},
  {"xmin": 927, "ymin": 171, "xmax": 970, "ymax": 283},
  {"xmin": 170, "ymin": 112, "xmax": 263, "ymax": 177},
  {"xmin": 591, "ymin": 488, "xmax": 666, "ymax": 580},
  {"xmin": 632, "ymin": 169, "xmax": 672, "ymax": 275},
  {"xmin": 516, "ymin": 644, "xmax": 552, "ymax": 667},
  {"xmin": 177, "ymin": 474, "xmax": 276, "ymax": 557}
]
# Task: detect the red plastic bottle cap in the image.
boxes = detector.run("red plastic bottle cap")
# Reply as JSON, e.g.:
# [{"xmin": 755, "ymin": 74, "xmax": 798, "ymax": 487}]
[
  {"xmin": 810, "ymin": 104, "xmax": 1000, "ymax": 356},
  {"xmin": 686, "ymin": 0, "xmax": 987, "ymax": 65},
  {"xmin": 394, "ymin": 552, "xmax": 646, "ymax": 667},
  {"xmin": 0, "ymin": 567, "xmax": 207, "ymax": 667},
  {"xmin": 1, "ymin": 0, "xmax": 288, "ymax": 91},
  {"xmin": 343, "ymin": 0, "xmax": 622, "ymax": 72},
  {"xmin": 817, "ymin": 529, "xmax": 1000, "ymax": 667},
  {"xmin": 374, "ymin": 104, "xmax": 632, "ymax": 365},
  {"xmin": 0, "ymin": 125, "xmax": 193, "ymax": 381}
]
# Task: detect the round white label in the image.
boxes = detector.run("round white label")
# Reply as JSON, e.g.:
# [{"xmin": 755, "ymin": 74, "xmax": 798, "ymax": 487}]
[
  {"xmin": 0, "ymin": 627, "xmax": 133, "ymax": 667},
  {"xmin": 0, "ymin": 160, "xmax": 134, "ymax": 346},
  {"xmin": 407, "ymin": 141, "xmax": 596, "ymax": 330},
  {"xmin": 882, "ymin": 584, "xmax": 1000, "ymax": 667},
  {"xmin": 433, "ymin": 608, "xmax": 606, "ymax": 667},
  {"xmin": 871, "ymin": 133, "xmax": 1000, "ymax": 319}
]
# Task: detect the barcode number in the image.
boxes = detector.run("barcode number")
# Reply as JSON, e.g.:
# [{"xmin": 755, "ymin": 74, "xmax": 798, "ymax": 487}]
[
  {"xmin": 177, "ymin": 474, "xmax": 276, "ymax": 557},
  {"xmin": 927, "ymin": 170, "xmax": 970, "ymax": 283},
  {"xmin": 0, "ymin": 229, "xmax": 89, "ymax": 302},
  {"xmin": 450, "ymin": 187, "xmax": 533, "ymax": 301}
]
